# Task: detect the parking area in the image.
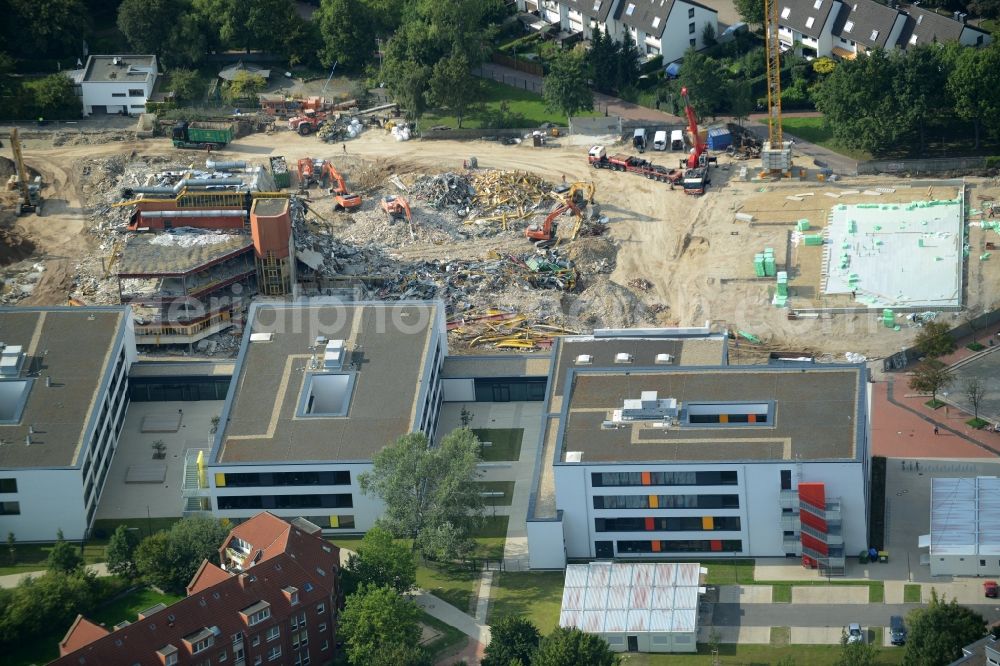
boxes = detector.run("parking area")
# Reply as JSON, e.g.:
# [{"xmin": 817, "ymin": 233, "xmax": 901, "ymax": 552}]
[
  {"xmin": 947, "ymin": 347, "xmax": 1000, "ymax": 426},
  {"xmin": 95, "ymin": 400, "xmax": 222, "ymax": 520}
]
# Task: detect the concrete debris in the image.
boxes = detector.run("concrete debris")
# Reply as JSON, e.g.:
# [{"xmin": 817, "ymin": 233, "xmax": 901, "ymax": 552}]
[
  {"xmin": 148, "ymin": 229, "xmax": 241, "ymax": 247},
  {"xmin": 627, "ymin": 277, "xmax": 654, "ymax": 291}
]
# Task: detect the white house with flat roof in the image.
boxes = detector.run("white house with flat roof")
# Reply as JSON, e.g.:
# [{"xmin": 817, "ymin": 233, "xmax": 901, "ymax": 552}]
[
  {"xmin": 69, "ymin": 55, "xmax": 158, "ymax": 116},
  {"xmin": 0, "ymin": 307, "xmax": 136, "ymax": 541}
]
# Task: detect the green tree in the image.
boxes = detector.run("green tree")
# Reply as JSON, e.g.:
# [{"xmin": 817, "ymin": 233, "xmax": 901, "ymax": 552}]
[
  {"xmin": 135, "ymin": 517, "xmax": 228, "ymax": 594},
  {"xmin": 543, "ymin": 50, "xmax": 594, "ymax": 119},
  {"xmin": 107, "ymin": 525, "xmax": 141, "ymax": 579},
  {"xmin": 368, "ymin": 642, "xmax": 432, "ymax": 666},
  {"xmin": 702, "ymin": 22, "xmax": 717, "ymax": 48},
  {"xmin": 281, "ymin": 14, "xmax": 323, "ymax": 68},
  {"xmin": 363, "ymin": 0, "xmax": 407, "ymax": 35},
  {"xmin": 896, "ymin": 45, "xmax": 950, "ymax": 154},
  {"xmin": 224, "ymin": 0, "xmax": 300, "ymax": 54},
  {"xmin": 317, "ymin": 0, "xmax": 376, "ymax": 71},
  {"xmin": 733, "ymin": 0, "xmax": 765, "ymax": 26},
  {"xmin": 343, "ymin": 526, "xmax": 416, "ymax": 595},
  {"xmin": 837, "ymin": 629, "xmax": 878, "ymax": 666},
  {"xmin": 482, "ymin": 615, "xmax": 540, "ymax": 666},
  {"xmin": 965, "ymin": 376, "xmax": 986, "ymax": 421},
  {"xmin": 10, "ymin": 0, "xmax": 90, "ymax": 58},
  {"xmin": 169, "ymin": 68, "xmax": 203, "ymax": 103},
  {"xmin": 812, "ymin": 57, "xmax": 836, "ymax": 76},
  {"xmin": 904, "ymin": 590, "xmax": 986, "ymax": 666},
  {"xmin": 728, "ymin": 79, "xmax": 754, "ymax": 126},
  {"xmin": 908, "ymin": 359, "xmax": 954, "ymax": 405},
  {"xmin": 616, "ymin": 32, "xmax": 641, "ymax": 93},
  {"xmin": 117, "ymin": 0, "xmax": 184, "ymax": 56},
  {"xmin": 426, "ymin": 50, "xmax": 481, "ymax": 128},
  {"xmin": 915, "ymin": 321, "xmax": 956, "ymax": 358},
  {"xmin": 339, "ymin": 584, "xmax": 422, "ymax": 666},
  {"xmin": 359, "ymin": 428, "xmax": 484, "ymax": 560},
  {"xmin": 678, "ymin": 50, "xmax": 724, "ymax": 118},
  {"xmin": 588, "ymin": 26, "xmax": 618, "ymax": 95},
  {"xmin": 224, "ymin": 71, "xmax": 266, "ymax": 103},
  {"xmin": 164, "ymin": 12, "xmax": 210, "ymax": 67},
  {"xmin": 947, "ymin": 43, "xmax": 1000, "ymax": 149},
  {"xmin": 24, "ymin": 74, "xmax": 81, "ymax": 119},
  {"xmin": 813, "ymin": 48, "xmax": 908, "ymax": 155},
  {"xmin": 47, "ymin": 529, "xmax": 83, "ymax": 574},
  {"xmin": 0, "ymin": 569, "xmax": 100, "ymax": 644},
  {"xmin": 533, "ymin": 627, "xmax": 617, "ymax": 666}
]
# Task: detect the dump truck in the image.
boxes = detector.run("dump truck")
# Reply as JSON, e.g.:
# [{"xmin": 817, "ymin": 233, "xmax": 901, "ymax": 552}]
[
  {"xmin": 171, "ymin": 121, "xmax": 234, "ymax": 149},
  {"xmin": 682, "ymin": 167, "xmax": 710, "ymax": 195},
  {"xmin": 587, "ymin": 146, "xmax": 682, "ymax": 184}
]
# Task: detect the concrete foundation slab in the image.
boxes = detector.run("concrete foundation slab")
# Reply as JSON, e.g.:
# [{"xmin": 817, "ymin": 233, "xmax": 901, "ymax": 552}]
[
  {"xmin": 790, "ymin": 626, "xmax": 849, "ymax": 644},
  {"xmin": 718, "ymin": 585, "xmax": 773, "ymax": 604}
]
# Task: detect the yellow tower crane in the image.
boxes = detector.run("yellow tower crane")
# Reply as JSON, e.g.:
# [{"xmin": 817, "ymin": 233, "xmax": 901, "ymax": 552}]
[{"xmin": 762, "ymin": 0, "xmax": 792, "ymax": 175}]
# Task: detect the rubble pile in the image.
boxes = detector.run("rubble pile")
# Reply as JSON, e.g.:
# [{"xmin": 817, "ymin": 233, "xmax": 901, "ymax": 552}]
[{"xmin": 412, "ymin": 173, "xmax": 476, "ymax": 210}]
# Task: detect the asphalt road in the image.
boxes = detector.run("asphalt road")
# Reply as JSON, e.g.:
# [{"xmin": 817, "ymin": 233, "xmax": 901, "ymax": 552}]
[{"xmin": 713, "ymin": 603, "xmax": 1000, "ymax": 626}]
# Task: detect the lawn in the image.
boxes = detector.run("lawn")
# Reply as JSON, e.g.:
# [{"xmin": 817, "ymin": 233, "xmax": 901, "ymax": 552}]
[
  {"xmin": 420, "ymin": 79, "xmax": 600, "ymax": 130},
  {"xmin": 0, "ymin": 540, "xmax": 109, "ymax": 577},
  {"xmin": 781, "ymin": 116, "xmax": 872, "ymax": 162},
  {"xmin": 416, "ymin": 561, "xmax": 480, "ymax": 613},
  {"xmin": 478, "ymin": 480, "xmax": 516, "ymax": 506},
  {"xmin": 91, "ymin": 517, "xmax": 183, "ymax": 540},
  {"xmin": 703, "ymin": 559, "xmax": 755, "ymax": 585},
  {"xmin": 473, "ymin": 428, "xmax": 524, "ymax": 462},
  {"xmin": 419, "ymin": 610, "xmax": 468, "ymax": 661},
  {"xmin": 89, "ymin": 587, "xmax": 184, "ymax": 628},
  {"xmin": 617, "ymin": 645, "xmax": 905, "ymax": 665},
  {"xmin": 488, "ymin": 571, "xmax": 564, "ymax": 634},
  {"xmin": 904, "ymin": 584, "xmax": 922, "ymax": 603}
]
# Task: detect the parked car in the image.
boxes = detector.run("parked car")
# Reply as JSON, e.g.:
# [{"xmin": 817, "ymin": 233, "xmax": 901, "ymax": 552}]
[
  {"xmin": 633, "ymin": 128, "xmax": 647, "ymax": 153},
  {"xmin": 653, "ymin": 130, "xmax": 667, "ymax": 151},
  {"xmin": 847, "ymin": 623, "xmax": 864, "ymax": 644},
  {"xmin": 890, "ymin": 616, "xmax": 907, "ymax": 645}
]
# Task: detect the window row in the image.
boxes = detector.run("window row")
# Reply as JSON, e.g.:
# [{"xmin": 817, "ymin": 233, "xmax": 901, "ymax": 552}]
[
  {"xmin": 217, "ymin": 494, "xmax": 353, "ymax": 511},
  {"xmin": 593, "ymin": 494, "xmax": 739, "ymax": 510},
  {"xmin": 591, "ymin": 471, "xmax": 737, "ymax": 488},
  {"xmin": 595, "ymin": 515, "xmax": 741, "ymax": 532},
  {"xmin": 615, "ymin": 539, "xmax": 742, "ymax": 554},
  {"xmin": 220, "ymin": 471, "xmax": 350, "ymax": 488}
]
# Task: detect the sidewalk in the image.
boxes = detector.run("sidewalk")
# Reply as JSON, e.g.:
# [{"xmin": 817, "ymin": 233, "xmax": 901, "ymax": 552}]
[{"xmin": 0, "ymin": 562, "xmax": 109, "ymax": 588}]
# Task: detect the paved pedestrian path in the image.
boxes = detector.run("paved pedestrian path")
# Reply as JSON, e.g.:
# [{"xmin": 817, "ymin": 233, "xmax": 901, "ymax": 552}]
[
  {"xmin": 413, "ymin": 589, "xmax": 492, "ymax": 645},
  {"xmin": 0, "ymin": 562, "xmax": 109, "ymax": 588}
]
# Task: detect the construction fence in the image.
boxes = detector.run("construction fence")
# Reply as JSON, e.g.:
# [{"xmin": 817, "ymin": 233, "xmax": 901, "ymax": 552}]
[
  {"xmin": 490, "ymin": 53, "xmax": 545, "ymax": 78},
  {"xmin": 476, "ymin": 65, "xmax": 543, "ymax": 94},
  {"xmin": 857, "ymin": 156, "xmax": 987, "ymax": 175}
]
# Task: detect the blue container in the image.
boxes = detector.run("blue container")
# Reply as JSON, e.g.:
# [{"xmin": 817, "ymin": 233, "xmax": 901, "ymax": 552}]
[{"xmin": 706, "ymin": 127, "xmax": 732, "ymax": 150}]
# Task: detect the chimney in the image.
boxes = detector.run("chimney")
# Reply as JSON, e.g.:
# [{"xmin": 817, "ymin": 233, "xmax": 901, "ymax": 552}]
[{"xmin": 238, "ymin": 573, "xmax": 247, "ymax": 589}]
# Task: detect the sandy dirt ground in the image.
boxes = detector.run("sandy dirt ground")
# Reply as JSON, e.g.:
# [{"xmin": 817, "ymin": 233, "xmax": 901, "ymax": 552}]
[{"xmin": 2, "ymin": 127, "xmax": 998, "ymax": 361}]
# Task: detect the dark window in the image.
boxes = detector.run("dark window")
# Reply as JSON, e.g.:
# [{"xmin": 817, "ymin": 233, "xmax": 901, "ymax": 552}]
[
  {"xmin": 111, "ymin": 92, "xmax": 126, "ymax": 98},
  {"xmin": 689, "ymin": 38, "xmax": 696, "ymax": 47},
  {"xmin": 128, "ymin": 89, "xmax": 144, "ymax": 97},
  {"xmin": 592, "ymin": 471, "xmax": 737, "ymax": 487},
  {"xmin": 595, "ymin": 540, "xmax": 614, "ymax": 557},
  {"xmin": 218, "ymin": 495, "xmax": 264, "ymax": 510},
  {"xmin": 593, "ymin": 494, "xmax": 739, "ymax": 510},
  {"xmin": 617, "ymin": 539, "xmax": 741, "ymax": 554},
  {"xmin": 224, "ymin": 471, "xmax": 351, "ymax": 487},
  {"xmin": 982, "ymin": 559, "xmax": 987, "ymax": 566},
  {"xmin": 0, "ymin": 478, "xmax": 16, "ymax": 493},
  {"xmin": 218, "ymin": 494, "xmax": 353, "ymax": 511},
  {"xmin": 0, "ymin": 501, "xmax": 20, "ymax": 515},
  {"xmin": 595, "ymin": 516, "xmax": 741, "ymax": 532},
  {"xmin": 780, "ymin": 470, "xmax": 792, "ymax": 490},
  {"xmin": 783, "ymin": 530, "xmax": 795, "ymax": 537},
  {"xmin": 688, "ymin": 7, "xmax": 695, "ymax": 17},
  {"xmin": 689, "ymin": 22, "xmax": 696, "ymax": 34}
]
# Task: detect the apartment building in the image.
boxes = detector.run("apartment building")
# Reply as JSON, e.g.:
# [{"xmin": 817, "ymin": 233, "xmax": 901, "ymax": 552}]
[
  {"xmin": 517, "ymin": 0, "xmax": 718, "ymax": 61},
  {"xmin": 526, "ymin": 328, "xmax": 870, "ymax": 574},
  {"xmin": 0, "ymin": 306, "xmax": 136, "ymax": 541},
  {"xmin": 54, "ymin": 512, "xmax": 340, "ymax": 666},
  {"xmin": 778, "ymin": 0, "xmax": 990, "ymax": 58},
  {"xmin": 186, "ymin": 300, "xmax": 447, "ymax": 532}
]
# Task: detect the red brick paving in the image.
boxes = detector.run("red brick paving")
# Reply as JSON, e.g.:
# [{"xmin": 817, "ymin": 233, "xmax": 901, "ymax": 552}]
[
  {"xmin": 437, "ymin": 637, "xmax": 484, "ymax": 665},
  {"xmin": 872, "ymin": 375, "xmax": 998, "ymax": 458}
]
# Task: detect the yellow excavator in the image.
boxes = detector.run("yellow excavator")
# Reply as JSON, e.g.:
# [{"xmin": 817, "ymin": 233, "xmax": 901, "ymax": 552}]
[{"xmin": 9, "ymin": 128, "xmax": 40, "ymax": 215}]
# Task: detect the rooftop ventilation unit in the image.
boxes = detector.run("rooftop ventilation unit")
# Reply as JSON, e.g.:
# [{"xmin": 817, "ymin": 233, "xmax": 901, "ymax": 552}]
[
  {"xmin": 613, "ymin": 391, "xmax": 680, "ymax": 423},
  {"xmin": 575, "ymin": 354, "xmax": 593, "ymax": 365},
  {"xmin": 614, "ymin": 352, "xmax": 633, "ymax": 364},
  {"xmin": 565, "ymin": 451, "xmax": 583, "ymax": 462},
  {"xmin": 0, "ymin": 344, "xmax": 25, "ymax": 377},
  {"xmin": 654, "ymin": 353, "xmax": 674, "ymax": 365},
  {"xmin": 323, "ymin": 339, "xmax": 346, "ymax": 370},
  {"xmin": 249, "ymin": 333, "xmax": 273, "ymax": 343}
]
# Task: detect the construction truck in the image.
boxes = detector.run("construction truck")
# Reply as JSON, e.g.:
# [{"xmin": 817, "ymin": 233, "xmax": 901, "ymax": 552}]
[
  {"xmin": 8, "ymin": 128, "xmax": 40, "ymax": 215},
  {"xmin": 320, "ymin": 161, "xmax": 362, "ymax": 211},
  {"xmin": 171, "ymin": 121, "xmax": 234, "ymax": 149},
  {"xmin": 380, "ymin": 195, "xmax": 412, "ymax": 223},
  {"xmin": 678, "ymin": 87, "xmax": 716, "ymax": 196},
  {"xmin": 587, "ymin": 146, "xmax": 682, "ymax": 185},
  {"xmin": 525, "ymin": 201, "xmax": 583, "ymax": 248},
  {"xmin": 288, "ymin": 109, "xmax": 328, "ymax": 136}
]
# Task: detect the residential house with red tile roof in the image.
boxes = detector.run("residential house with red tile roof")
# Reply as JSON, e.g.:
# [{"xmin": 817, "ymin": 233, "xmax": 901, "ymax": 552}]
[{"xmin": 52, "ymin": 512, "xmax": 340, "ymax": 666}]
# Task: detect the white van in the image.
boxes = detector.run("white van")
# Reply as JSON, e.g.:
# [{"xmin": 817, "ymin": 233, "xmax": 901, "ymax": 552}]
[
  {"xmin": 633, "ymin": 128, "xmax": 647, "ymax": 153},
  {"xmin": 670, "ymin": 129, "xmax": 685, "ymax": 151},
  {"xmin": 652, "ymin": 130, "xmax": 667, "ymax": 151}
]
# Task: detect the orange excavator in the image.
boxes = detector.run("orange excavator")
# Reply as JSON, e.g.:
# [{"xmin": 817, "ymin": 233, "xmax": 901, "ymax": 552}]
[
  {"xmin": 525, "ymin": 201, "xmax": 583, "ymax": 247},
  {"xmin": 380, "ymin": 195, "xmax": 412, "ymax": 223},
  {"xmin": 320, "ymin": 161, "xmax": 362, "ymax": 211},
  {"xmin": 297, "ymin": 157, "xmax": 316, "ymax": 188}
]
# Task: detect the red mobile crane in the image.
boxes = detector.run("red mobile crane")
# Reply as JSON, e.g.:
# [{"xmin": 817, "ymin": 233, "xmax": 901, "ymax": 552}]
[{"xmin": 679, "ymin": 87, "xmax": 715, "ymax": 195}]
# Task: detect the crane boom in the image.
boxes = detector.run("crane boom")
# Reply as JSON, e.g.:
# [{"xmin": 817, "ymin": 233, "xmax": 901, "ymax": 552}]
[
  {"xmin": 680, "ymin": 87, "xmax": 706, "ymax": 169},
  {"xmin": 765, "ymin": 0, "xmax": 784, "ymax": 147}
]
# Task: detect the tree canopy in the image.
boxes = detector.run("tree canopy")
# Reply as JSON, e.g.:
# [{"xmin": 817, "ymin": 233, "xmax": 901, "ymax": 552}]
[
  {"xmin": 359, "ymin": 428, "xmax": 483, "ymax": 560},
  {"xmin": 904, "ymin": 591, "xmax": 985, "ymax": 665},
  {"xmin": 908, "ymin": 359, "xmax": 954, "ymax": 404},
  {"xmin": 533, "ymin": 626, "xmax": 617, "ymax": 666},
  {"xmin": 543, "ymin": 49, "xmax": 594, "ymax": 119},
  {"xmin": 134, "ymin": 517, "xmax": 229, "ymax": 594},
  {"xmin": 678, "ymin": 50, "xmax": 724, "ymax": 119},
  {"xmin": 47, "ymin": 530, "xmax": 84, "ymax": 574},
  {"xmin": 342, "ymin": 526, "xmax": 416, "ymax": 595},
  {"xmin": 339, "ymin": 584, "xmax": 423, "ymax": 666},
  {"xmin": 483, "ymin": 615, "xmax": 541, "ymax": 666},
  {"xmin": 427, "ymin": 50, "xmax": 481, "ymax": 128},
  {"xmin": 9, "ymin": 0, "xmax": 90, "ymax": 59},
  {"xmin": 915, "ymin": 321, "xmax": 957, "ymax": 358},
  {"xmin": 107, "ymin": 525, "xmax": 140, "ymax": 579}
]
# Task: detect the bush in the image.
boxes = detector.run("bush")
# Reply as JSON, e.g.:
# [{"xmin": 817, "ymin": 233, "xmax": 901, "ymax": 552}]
[
  {"xmin": 640, "ymin": 54, "xmax": 663, "ymax": 75},
  {"xmin": 22, "ymin": 74, "xmax": 82, "ymax": 119},
  {"xmin": 986, "ymin": 156, "xmax": 1000, "ymax": 168}
]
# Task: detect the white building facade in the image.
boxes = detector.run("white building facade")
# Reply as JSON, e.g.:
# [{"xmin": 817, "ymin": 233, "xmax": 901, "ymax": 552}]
[
  {"xmin": 0, "ymin": 307, "xmax": 136, "ymax": 541},
  {"xmin": 72, "ymin": 55, "xmax": 158, "ymax": 116}
]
